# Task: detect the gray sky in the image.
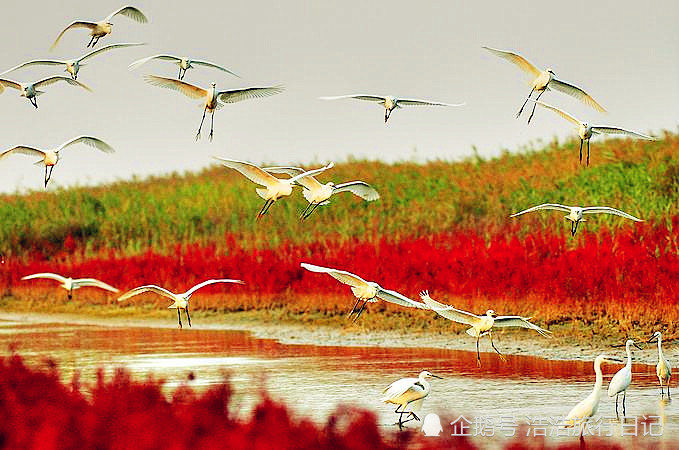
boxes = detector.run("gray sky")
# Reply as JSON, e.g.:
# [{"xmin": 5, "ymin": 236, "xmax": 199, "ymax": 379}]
[{"xmin": 0, "ymin": 0, "xmax": 677, "ymax": 193}]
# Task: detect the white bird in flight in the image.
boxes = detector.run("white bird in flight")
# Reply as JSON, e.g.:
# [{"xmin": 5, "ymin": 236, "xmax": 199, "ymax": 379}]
[
  {"xmin": 51, "ymin": 5, "xmax": 148, "ymax": 50},
  {"xmin": 608, "ymin": 339, "xmax": 642, "ymax": 417},
  {"xmin": 482, "ymin": 46, "xmax": 605, "ymax": 124},
  {"xmin": 565, "ymin": 354, "xmax": 623, "ymax": 439},
  {"xmin": 117, "ymin": 279, "xmax": 244, "ymax": 328},
  {"xmin": 382, "ymin": 370, "xmax": 442, "ymax": 430},
  {"xmin": 215, "ymin": 158, "xmax": 334, "ymax": 219},
  {"xmin": 144, "ymin": 75, "xmax": 284, "ymax": 141},
  {"xmin": 648, "ymin": 332, "xmax": 672, "ymax": 398},
  {"xmin": 21, "ymin": 273, "xmax": 119, "ymax": 299},
  {"xmin": 0, "ymin": 76, "xmax": 91, "ymax": 108},
  {"xmin": 1, "ymin": 43, "xmax": 146, "ymax": 81},
  {"xmin": 534, "ymin": 101, "xmax": 654, "ymax": 165},
  {"xmin": 420, "ymin": 291, "xmax": 551, "ymax": 366},
  {"xmin": 263, "ymin": 166, "xmax": 380, "ymax": 219},
  {"xmin": 510, "ymin": 203, "xmax": 643, "ymax": 236},
  {"xmin": 319, "ymin": 94, "xmax": 464, "ymax": 123},
  {"xmin": 0, "ymin": 136, "xmax": 114, "ymax": 187},
  {"xmin": 300, "ymin": 263, "xmax": 430, "ymax": 321},
  {"xmin": 129, "ymin": 54, "xmax": 239, "ymax": 81}
]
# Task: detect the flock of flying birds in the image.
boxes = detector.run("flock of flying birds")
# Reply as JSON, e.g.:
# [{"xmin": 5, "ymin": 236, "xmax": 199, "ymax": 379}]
[{"xmin": 4, "ymin": 4, "xmax": 669, "ymax": 435}]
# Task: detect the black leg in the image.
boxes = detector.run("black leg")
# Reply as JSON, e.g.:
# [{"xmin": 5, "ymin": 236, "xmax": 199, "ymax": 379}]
[
  {"xmin": 177, "ymin": 309, "xmax": 182, "ymax": 329},
  {"xmin": 196, "ymin": 108, "xmax": 207, "ymax": 140},
  {"xmin": 622, "ymin": 390, "xmax": 626, "ymax": 416},
  {"xmin": 303, "ymin": 202, "xmax": 322, "ymax": 220},
  {"xmin": 256, "ymin": 200, "xmax": 271, "ymax": 220},
  {"xmin": 93, "ymin": 37, "xmax": 100, "ymax": 47},
  {"xmin": 579, "ymin": 140, "xmax": 583, "ymax": 163},
  {"xmin": 347, "ymin": 297, "xmax": 362, "ymax": 318},
  {"xmin": 384, "ymin": 109, "xmax": 389, "ymax": 123},
  {"xmin": 574, "ymin": 220, "xmax": 580, "ymax": 235},
  {"xmin": 68, "ymin": 290, "xmax": 72, "ymax": 300},
  {"xmin": 489, "ymin": 332, "xmax": 507, "ymax": 362},
  {"xmin": 178, "ymin": 66, "xmax": 182, "ymax": 80},
  {"xmin": 186, "ymin": 307, "xmax": 191, "ymax": 327},
  {"xmin": 526, "ymin": 89, "xmax": 545, "ymax": 124},
  {"xmin": 261, "ymin": 199, "xmax": 275, "ymax": 216},
  {"xmin": 352, "ymin": 300, "xmax": 368, "ymax": 322},
  {"xmin": 476, "ymin": 336, "xmax": 481, "ymax": 367},
  {"xmin": 209, "ymin": 111, "xmax": 215, "ymax": 142},
  {"xmin": 87, "ymin": 36, "xmax": 95, "ymax": 47},
  {"xmin": 586, "ymin": 140, "xmax": 590, "ymax": 166},
  {"xmin": 615, "ymin": 393, "xmax": 619, "ymax": 417},
  {"xmin": 299, "ymin": 202, "xmax": 314, "ymax": 220},
  {"xmin": 515, "ymin": 87, "xmax": 535, "ymax": 118},
  {"xmin": 660, "ymin": 383, "xmax": 664, "ymax": 397},
  {"xmin": 668, "ymin": 385, "xmax": 671, "ymax": 399},
  {"xmin": 44, "ymin": 166, "xmax": 49, "ymax": 188}
]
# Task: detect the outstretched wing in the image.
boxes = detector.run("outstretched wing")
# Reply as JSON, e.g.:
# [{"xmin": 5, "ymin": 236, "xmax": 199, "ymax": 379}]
[
  {"xmin": 73, "ymin": 278, "xmax": 119, "ymax": 292},
  {"xmin": 184, "ymin": 279, "xmax": 244, "ymax": 297},
  {"xmin": 382, "ymin": 377, "xmax": 419, "ymax": 399},
  {"xmin": 319, "ymin": 94, "xmax": 386, "ymax": 102},
  {"xmin": 300, "ymin": 263, "xmax": 371, "ymax": 289},
  {"xmin": 57, "ymin": 136, "xmax": 115, "ymax": 154},
  {"xmin": 493, "ymin": 316, "xmax": 552, "ymax": 337},
  {"xmin": 21, "ymin": 273, "xmax": 68, "ymax": 283},
  {"xmin": 482, "ymin": 46, "xmax": 541, "ymax": 78},
  {"xmin": 288, "ymin": 162, "xmax": 334, "ymax": 184},
  {"xmin": 590, "ymin": 126, "xmax": 654, "ymax": 140},
  {"xmin": 117, "ymin": 285, "xmax": 176, "ymax": 302},
  {"xmin": 549, "ymin": 77, "xmax": 606, "ymax": 113},
  {"xmin": 217, "ymin": 85, "xmax": 284, "ymax": 103},
  {"xmin": 33, "ymin": 76, "xmax": 92, "ymax": 92},
  {"xmin": 190, "ymin": 59, "xmax": 239, "ymax": 78},
  {"xmin": 264, "ymin": 167, "xmax": 323, "ymax": 190},
  {"xmin": 0, "ymin": 146, "xmax": 47, "ymax": 161},
  {"xmin": 144, "ymin": 75, "xmax": 207, "ymax": 100},
  {"xmin": 0, "ymin": 78, "xmax": 23, "ymax": 90},
  {"xmin": 510, "ymin": 203, "xmax": 571, "ymax": 217},
  {"xmin": 213, "ymin": 157, "xmax": 282, "ymax": 188},
  {"xmin": 79, "ymin": 43, "xmax": 146, "ymax": 62},
  {"xmin": 534, "ymin": 101, "xmax": 581, "ymax": 126},
  {"xmin": 581, "ymin": 207, "xmax": 642, "ymax": 222},
  {"xmin": 0, "ymin": 60, "xmax": 66, "ymax": 76},
  {"xmin": 51, "ymin": 21, "xmax": 98, "ymax": 50},
  {"xmin": 332, "ymin": 181, "xmax": 380, "ymax": 201},
  {"xmin": 419, "ymin": 291, "xmax": 480, "ymax": 325},
  {"xmin": 377, "ymin": 288, "xmax": 430, "ymax": 309},
  {"xmin": 396, "ymin": 98, "xmax": 464, "ymax": 107},
  {"xmin": 262, "ymin": 166, "xmax": 305, "ymax": 177},
  {"xmin": 128, "ymin": 54, "xmax": 182, "ymax": 70},
  {"xmin": 106, "ymin": 5, "xmax": 149, "ymax": 23}
]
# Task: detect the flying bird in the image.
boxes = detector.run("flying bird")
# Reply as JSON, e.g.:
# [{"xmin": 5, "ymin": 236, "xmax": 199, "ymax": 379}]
[
  {"xmin": 21, "ymin": 273, "xmax": 119, "ymax": 299},
  {"xmin": 51, "ymin": 5, "xmax": 148, "ymax": 50},
  {"xmin": 117, "ymin": 279, "xmax": 244, "ymax": 328},
  {"xmin": 510, "ymin": 203, "xmax": 643, "ymax": 236},
  {"xmin": 263, "ymin": 166, "xmax": 379, "ymax": 219},
  {"xmin": 534, "ymin": 101, "xmax": 654, "ymax": 165},
  {"xmin": 608, "ymin": 339, "xmax": 642, "ymax": 417},
  {"xmin": 648, "ymin": 332, "xmax": 672, "ymax": 398},
  {"xmin": 1, "ymin": 43, "xmax": 146, "ymax": 80},
  {"xmin": 382, "ymin": 371, "xmax": 442, "ymax": 430},
  {"xmin": 215, "ymin": 158, "xmax": 333, "ymax": 219},
  {"xmin": 0, "ymin": 76, "xmax": 91, "ymax": 108},
  {"xmin": 0, "ymin": 136, "xmax": 114, "ymax": 187},
  {"xmin": 144, "ymin": 75, "xmax": 283, "ymax": 141},
  {"xmin": 129, "ymin": 54, "xmax": 239, "ymax": 80},
  {"xmin": 482, "ymin": 46, "xmax": 605, "ymax": 124},
  {"xmin": 319, "ymin": 94, "xmax": 464, "ymax": 123},
  {"xmin": 301, "ymin": 263, "xmax": 430, "ymax": 321},
  {"xmin": 420, "ymin": 291, "xmax": 551, "ymax": 366}
]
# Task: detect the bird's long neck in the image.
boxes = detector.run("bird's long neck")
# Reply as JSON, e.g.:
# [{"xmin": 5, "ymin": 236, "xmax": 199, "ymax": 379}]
[
  {"xmin": 657, "ymin": 337, "xmax": 664, "ymax": 361},
  {"xmin": 625, "ymin": 344, "xmax": 633, "ymax": 369},
  {"xmin": 418, "ymin": 375, "xmax": 431, "ymax": 393},
  {"xmin": 592, "ymin": 360, "xmax": 604, "ymax": 399}
]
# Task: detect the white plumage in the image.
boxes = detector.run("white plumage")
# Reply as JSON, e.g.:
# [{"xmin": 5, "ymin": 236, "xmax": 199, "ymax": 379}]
[
  {"xmin": 21, "ymin": 273, "xmax": 119, "ymax": 299},
  {"xmin": 382, "ymin": 370, "xmax": 442, "ymax": 430},
  {"xmin": 319, "ymin": 94, "xmax": 464, "ymax": 123}
]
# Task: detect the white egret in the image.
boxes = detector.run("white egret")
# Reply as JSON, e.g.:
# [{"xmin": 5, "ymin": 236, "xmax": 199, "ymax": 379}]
[
  {"xmin": 215, "ymin": 158, "xmax": 334, "ymax": 219},
  {"xmin": 117, "ymin": 279, "xmax": 244, "ymax": 328},
  {"xmin": 382, "ymin": 371, "xmax": 442, "ymax": 430},
  {"xmin": 510, "ymin": 203, "xmax": 643, "ymax": 236},
  {"xmin": 0, "ymin": 136, "xmax": 114, "ymax": 187},
  {"xmin": 51, "ymin": 5, "xmax": 148, "ymax": 50},
  {"xmin": 319, "ymin": 94, "xmax": 464, "ymax": 123},
  {"xmin": 21, "ymin": 273, "xmax": 119, "ymax": 300},
  {"xmin": 263, "ymin": 166, "xmax": 379, "ymax": 219},
  {"xmin": 1, "ymin": 43, "xmax": 146, "ymax": 81},
  {"xmin": 648, "ymin": 332, "xmax": 672, "ymax": 398},
  {"xmin": 608, "ymin": 339, "xmax": 642, "ymax": 416},
  {"xmin": 565, "ymin": 355, "xmax": 623, "ymax": 438},
  {"xmin": 0, "ymin": 76, "xmax": 91, "ymax": 108},
  {"xmin": 482, "ymin": 46, "xmax": 605, "ymax": 124},
  {"xmin": 534, "ymin": 101, "xmax": 654, "ymax": 165},
  {"xmin": 420, "ymin": 291, "xmax": 551, "ymax": 366},
  {"xmin": 129, "ymin": 54, "xmax": 238, "ymax": 80},
  {"xmin": 144, "ymin": 75, "xmax": 283, "ymax": 141},
  {"xmin": 300, "ymin": 263, "xmax": 430, "ymax": 321}
]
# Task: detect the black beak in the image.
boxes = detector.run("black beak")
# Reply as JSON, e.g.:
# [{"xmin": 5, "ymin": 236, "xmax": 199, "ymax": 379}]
[
  {"xmin": 633, "ymin": 342, "xmax": 643, "ymax": 350},
  {"xmin": 647, "ymin": 336, "xmax": 658, "ymax": 343},
  {"xmin": 431, "ymin": 374, "xmax": 443, "ymax": 379}
]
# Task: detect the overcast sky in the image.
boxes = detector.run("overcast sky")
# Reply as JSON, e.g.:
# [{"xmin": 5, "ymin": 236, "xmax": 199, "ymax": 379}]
[{"xmin": 0, "ymin": 0, "xmax": 677, "ymax": 193}]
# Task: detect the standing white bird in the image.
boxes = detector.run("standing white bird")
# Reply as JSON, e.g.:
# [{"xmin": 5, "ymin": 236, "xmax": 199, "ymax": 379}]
[
  {"xmin": 1, "ymin": 43, "xmax": 146, "ymax": 81},
  {"xmin": 0, "ymin": 76, "xmax": 91, "ymax": 108},
  {"xmin": 534, "ymin": 101, "xmax": 654, "ymax": 165},
  {"xmin": 510, "ymin": 203, "xmax": 643, "ymax": 236},
  {"xmin": 129, "ymin": 54, "xmax": 239, "ymax": 81},
  {"xmin": 51, "ymin": 5, "xmax": 148, "ymax": 50},
  {"xmin": 319, "ymin": 94, "xmax": 464, "ymax": 123},
  {"xmin": 648, "ymin": 332, "xmax": 672, "ymax": 398},
  {"xmin": 420, "ymin": 291, "xmax": 551, "ymax": 366},
  {"xmin": 21, "ymin": 273, "xmax": 119, "ymax": 300},
  {"xmin": 482, "ymin": 46, "xmax": 605, "ymax": 124},
  {"xmin": 565, "ymin": 355, "xmax": 623, "ymax": 438},
  {"xmin": 215, "ymin": 158, "xmax": 334, "ymax": 219},
  {"xmin": 608, "ymin": 339, "xmax": 642, "ymax": 417},
  {"xmin": 382, "ymin": 371, "xmax": 442, "ymax": 430},
  {"xmin": 117, "ymin": 279, "xmax": 244, "ymax": 328},
  {"xmin": 300, "ymin": 263, "xmax": 430, "ymax": 321},
  {"xmin": 144, "ymin": 75, "xmax": 283, "ymax": 141},
  {"xmin": 0, "ymin": 136, "xmax": 114, "ymax": 187},
  {"xmin": 263, "ymin": 166, "xmax": 380, "ymax": 219}
]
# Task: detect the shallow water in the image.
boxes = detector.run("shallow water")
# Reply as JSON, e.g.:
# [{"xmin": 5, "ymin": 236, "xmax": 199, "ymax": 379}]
[{"xmin": 1, "ymin": 316, "xmax": 676, "ymax": 446}]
